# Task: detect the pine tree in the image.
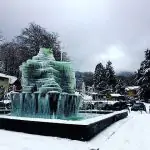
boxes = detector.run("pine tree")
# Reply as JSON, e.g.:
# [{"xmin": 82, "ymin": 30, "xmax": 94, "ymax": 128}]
[
  {"xmin": 94, "ymin": 62, "xmax": 107, "ymax": 91},
  {"xmin": 116, "ymin": 71, "xmax": 137, "ymax": 94},
  {"xmin": 115, "ymin": 78, "xmax": 126, "ymax": 94},
  {"xmin": 137, "ymin": 48, "xmax": 150, "ymax": 101},
  {"xmin": 105, "ymin": 61, "xmax": 117, "ymax": 91}
]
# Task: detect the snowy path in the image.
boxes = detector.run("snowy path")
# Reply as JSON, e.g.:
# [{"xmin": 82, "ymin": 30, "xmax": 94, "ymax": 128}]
[
  {"xmin": 0, "ymin": 111, "xmax": 149, "ymax": 150},
  {"xmin": 95, "ymin": 112, "xmax": 150, "ymax": 150}
]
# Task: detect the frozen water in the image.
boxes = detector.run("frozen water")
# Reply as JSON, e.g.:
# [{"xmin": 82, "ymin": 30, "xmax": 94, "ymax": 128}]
[{"xmin": 11, "ymin": 48, "xmax": 81, "ymax": 119}]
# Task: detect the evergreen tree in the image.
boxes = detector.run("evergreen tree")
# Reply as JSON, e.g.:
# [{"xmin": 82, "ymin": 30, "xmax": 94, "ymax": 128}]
[
  {"xmin": 94, "ymin": 62, "xmax": 107, "ymax": 91},
  {"xmin": 105, "ymin": 61, "xmax": 117, "ymax": 91},
  {"xmin": 116, "ymin": 72, "xmax": 137, "ymax": 87},
  {"xmin": 115, "ymin": 78, "xmax": 126, "ymax": 95},
  {"xmin": 140, "ymin": 49, "xmax": 150, "ymax": 73},
  {"xmin": 83, "ymin": 72, "xmax": 94, "ymax": 87},
  {"xmin": 137, "ymin": 48, "xmax": 150, "ymax": 101}
]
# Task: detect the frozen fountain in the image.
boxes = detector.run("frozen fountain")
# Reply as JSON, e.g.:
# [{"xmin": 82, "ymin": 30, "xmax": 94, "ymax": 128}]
[
  {"xmin": 0, "ymin": 48, "xmax": 128, "ymax": 141},
  {"xmin": 11, "ymin": 48, "xmax": 81, "ymax": 119}
]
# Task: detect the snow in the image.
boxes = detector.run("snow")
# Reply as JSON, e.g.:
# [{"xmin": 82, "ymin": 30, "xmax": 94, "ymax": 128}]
[
  {"xmin": 145, "ymin": 68, "xmax": 150, "ymax": 73},
  {"xmin": 82, "ymin": 94, "xmax": 92, "ymax": 100},
  {"xmin": 0, "ymin": 73, "xmax": 17, "ymax": 84},
  {"xmin": 0, "ymin": 106, "xmax": 150, "ymax": 150},
  {"xmin": 125, "ymin": 86, "xmax": 140, "ymax": 91},
  {"xmin": 2, "ymin": 100, "xmax": 11, "ymax": 104},
  {"xmin": 82, "ymin": 100, "xmax": 118, "ymax": 105},
  {"xmin": 0, "ymin": 130, "xmax": 87, "ymax": 150},
  {"xmin": 110, "ymin": 93, "xmax": 121, "ymax": 97},
  {"xmin": 6, "ymin": 91, "xmax": 19, "ymax": 100},
  {"xmin": 75, "ymin": 92, "xmax": 80, "ymax": 95},
  {"xmin": 91, "ymin": 100, "xmax": 118, "ymax": 105},
  {"xmin": 106, "ymin": 100, "xmax": 118, "ymax": 105},
  {"xmin": 144, "ymin": 102, "xmax": 150, "ymax": 112},
  {"xmin": 91, "ymin": 92, "xmax": 98, "ymax": 95},
  {"xmin": 96, "ymin": 112, "xmax": 150, "ymax": 150}
]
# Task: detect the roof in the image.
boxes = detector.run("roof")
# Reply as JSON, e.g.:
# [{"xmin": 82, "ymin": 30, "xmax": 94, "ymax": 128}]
[
  {"xmin": 0, "ymin": 73, "xmax": 17, "ymax": 84},
  {"xmin": 110, "ymin": 93, "xmax": 122, "ymax": 97},
  {"xmin": 82, "ymin": 94, "xmax": 92, "ymax": 100},
  {"xmin": 90, "ymin": 92, "xmax": 98, "ymax": 95},
  {"xmin": 125, "ymin": 86, "xmax": 140, "ymax": 91}
]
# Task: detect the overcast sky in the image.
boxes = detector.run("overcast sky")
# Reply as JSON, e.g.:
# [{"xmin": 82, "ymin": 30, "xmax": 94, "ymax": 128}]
[{"xmin": 0, "ymin": 0, "xmax": 150, "ymax": 72}]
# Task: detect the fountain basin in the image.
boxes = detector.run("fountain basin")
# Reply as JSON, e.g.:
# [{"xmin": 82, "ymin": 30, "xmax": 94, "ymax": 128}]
[
  {"xmin": 7, "ymin": 48, "xmax": 128, "ymax": 140},
  {"xmin": 0, "ymin": 110, "xmax": 128, "ymax": 141}
]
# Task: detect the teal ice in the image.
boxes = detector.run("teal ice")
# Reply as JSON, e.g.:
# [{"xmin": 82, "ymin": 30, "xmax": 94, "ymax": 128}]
[{"xmin": 11, "ymin": 48, "xmax": 81, "ymax": 119}]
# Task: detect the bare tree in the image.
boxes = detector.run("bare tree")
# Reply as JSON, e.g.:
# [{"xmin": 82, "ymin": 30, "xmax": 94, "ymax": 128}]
[
  {"xmin": 16, "ymin": 23, "xmax": 61, "ymax": 60},
  {"xmin": 0, "ymin": 23, "xmax": 66, "ymax": 77},
  {"xmin": 0, "ymin": 42, "xmax": 29, "ymax": 77}
]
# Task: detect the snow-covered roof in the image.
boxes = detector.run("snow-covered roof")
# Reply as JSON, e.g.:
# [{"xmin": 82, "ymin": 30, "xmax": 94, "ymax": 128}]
[
  {"xmin": 75, "ymin": 92, "xmax": 79, "ymax": 95},
  {"xmin": 110, "ymin": 93, "xmax": 122, "ymax": 97},
  {"xmin": 82, "ymin": 94, "xmax": 92, "ymax": 100},
  {"xmin": 83, "ymin": 100, "xmax": 118, "ymax": 105},
  {"xmin": 3, "ymin": 100, "xmax": 11, "ymax": 104},
  {"xmin": 0, "ymin": 73, "xmax": 17, "ymax": 84},
  {"xmin": 125, "ymin": 86, "xmax": 140, "ymax": 91},
  {"xmin": 90, "ymin": 92, "xmax": 98, "ymax": 95}
]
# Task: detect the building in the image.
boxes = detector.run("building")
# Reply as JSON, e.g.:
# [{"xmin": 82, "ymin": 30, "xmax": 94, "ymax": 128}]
[
  {"xmin": 125, "ymin": 86, "xmax": 140, "ymax": 97},
  {"xmin": 0, "ymin": 73, "xmax": 17, "ymax": 91}
]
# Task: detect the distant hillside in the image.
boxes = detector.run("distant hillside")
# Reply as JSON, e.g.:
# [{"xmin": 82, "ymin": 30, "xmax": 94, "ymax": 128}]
[{"xmin": 116, "ymin": 71, "xmax": 134, "ymax": 77}]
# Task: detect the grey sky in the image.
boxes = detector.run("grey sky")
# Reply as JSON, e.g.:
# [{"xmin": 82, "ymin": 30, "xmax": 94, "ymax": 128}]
[{"xmin": 0, "ymin": 0, "xmax": 150, "ymax": 72}]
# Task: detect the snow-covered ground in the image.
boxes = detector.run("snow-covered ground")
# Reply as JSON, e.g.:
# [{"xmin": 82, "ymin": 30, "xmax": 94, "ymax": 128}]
[{"xmin": 0, "ymin": 105, "xmax": 150, "ymax": 150}]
